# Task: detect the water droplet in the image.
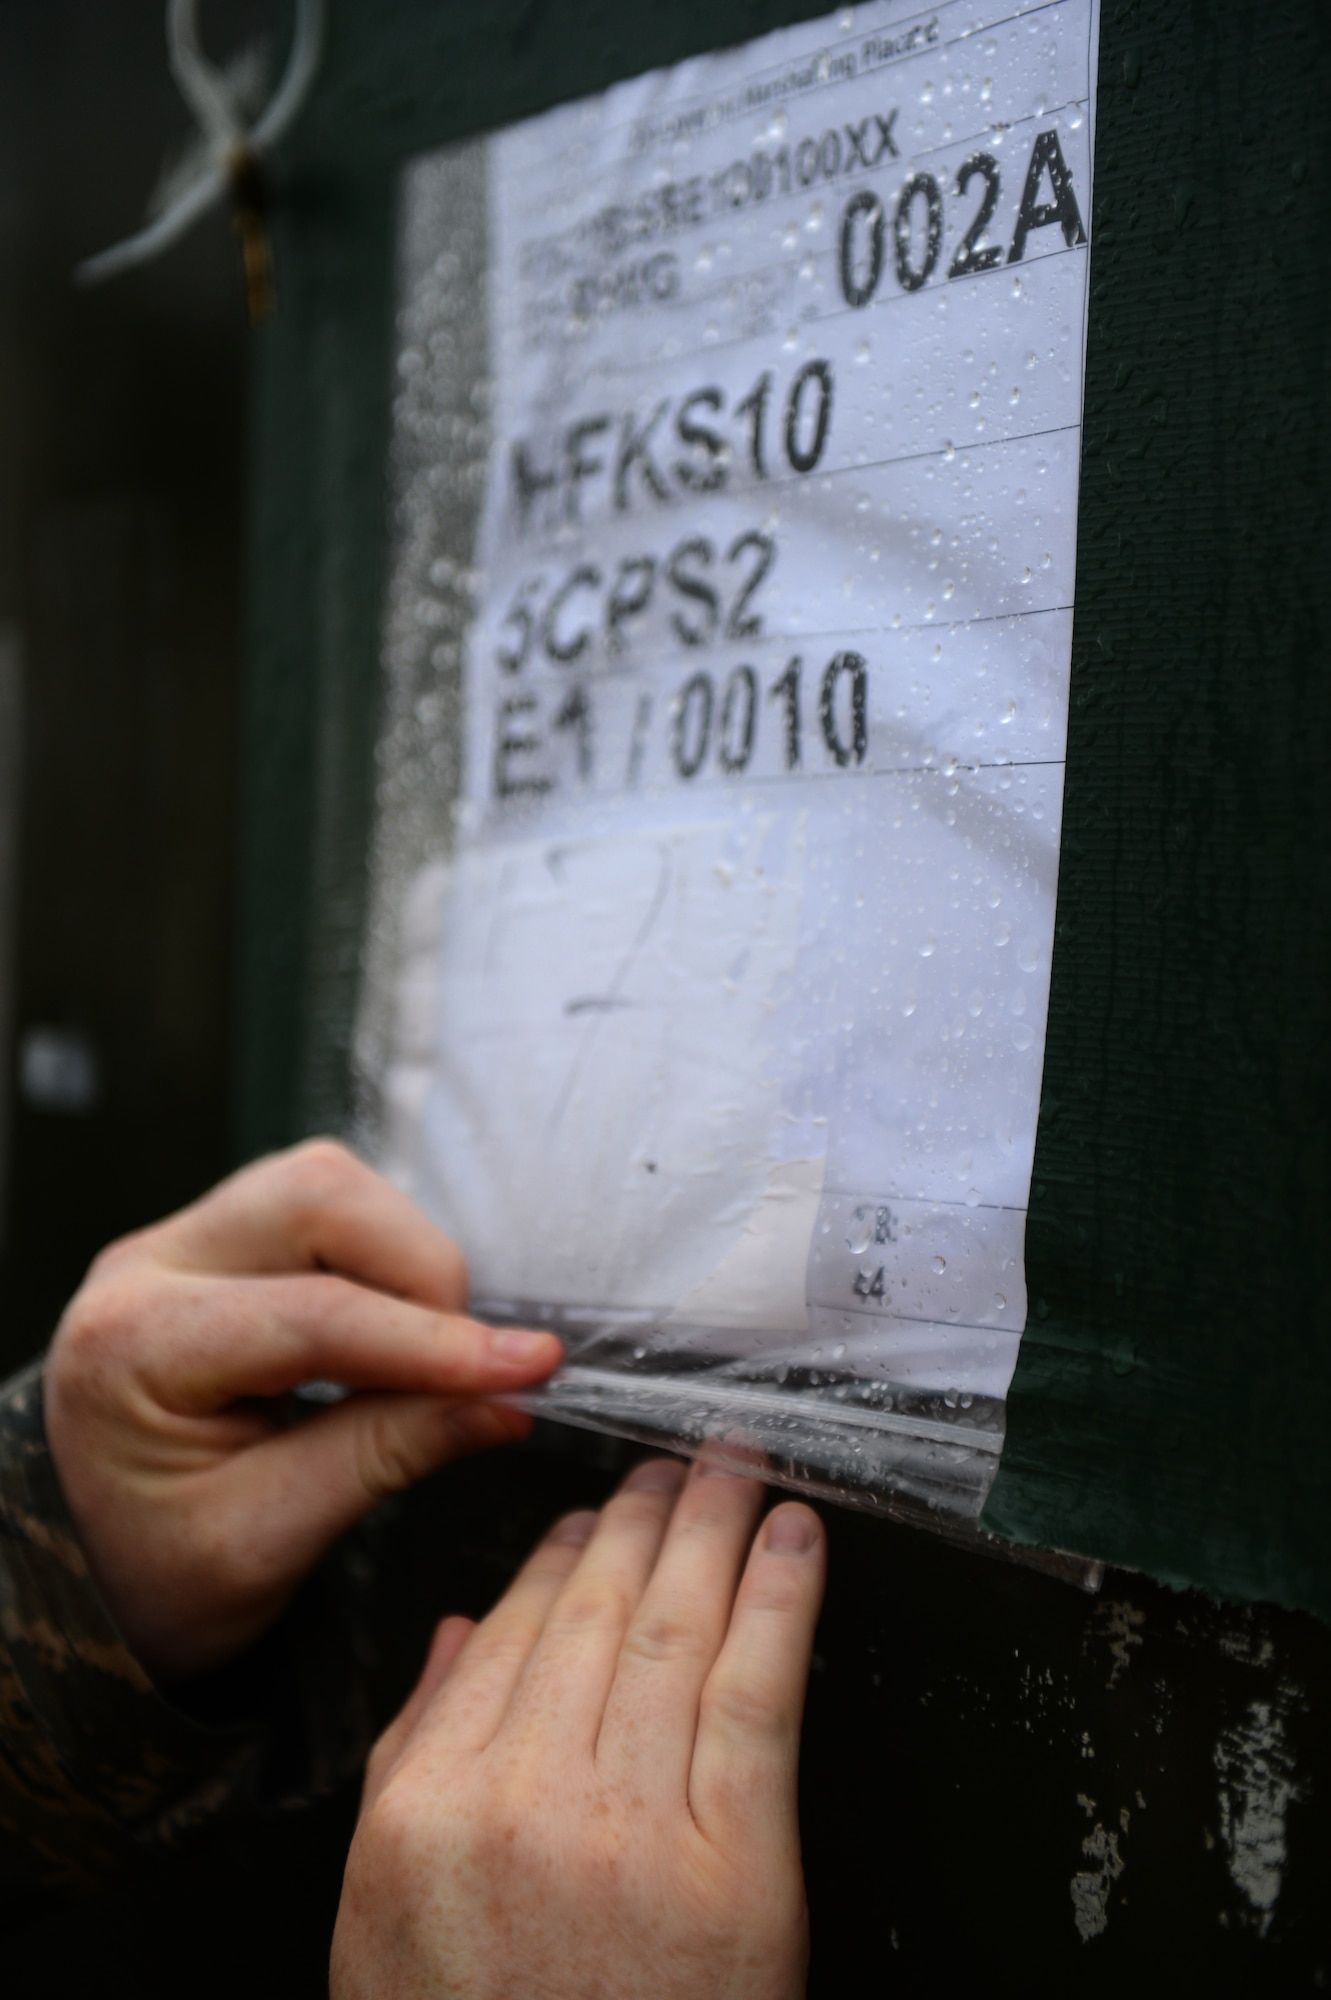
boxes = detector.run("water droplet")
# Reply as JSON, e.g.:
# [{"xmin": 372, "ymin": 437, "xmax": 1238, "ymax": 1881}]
[
  {"xmin": 932, "ymin": 1254, "xmax": 947, "ymax": 1275},
  {"xmin": 1012, "ymin": 1022, "xmax": 1035, "ymax": 1052},
  {"xmin": 919, "ymin": 933, "xmax": 936, "ymax": 957},
  {"xmin": 993, "ymin": 1292, "xmax": 1007, "ymax": 1312}
]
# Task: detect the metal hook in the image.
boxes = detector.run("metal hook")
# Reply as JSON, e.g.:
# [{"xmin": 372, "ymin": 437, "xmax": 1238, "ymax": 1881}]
[{"xmin": 75, "ymin": 0, "xmax": 324, "ymax": 303}]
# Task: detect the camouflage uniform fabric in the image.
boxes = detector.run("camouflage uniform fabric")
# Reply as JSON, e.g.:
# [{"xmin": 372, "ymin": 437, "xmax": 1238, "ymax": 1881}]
[{"xmin": 0, "ymin": 1361, "xmax": 374, "ymax": 1893}]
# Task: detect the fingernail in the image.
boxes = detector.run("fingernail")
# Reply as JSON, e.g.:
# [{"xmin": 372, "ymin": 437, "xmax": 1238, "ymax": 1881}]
[
  {"xmin": 765, "ymin": 1507, "xmax": 818, "ymax": 1554},
  {"xmin": 489, "ymin": 1328, "xmax": 559, "ymax": 1364},
  {"xmin": 549, "ymin": 1510, "xmax": 597, "ymax": 1546},
  {"xmin": 624, "ymin": 1457, "xmax": 687, "ymax": 1494}
]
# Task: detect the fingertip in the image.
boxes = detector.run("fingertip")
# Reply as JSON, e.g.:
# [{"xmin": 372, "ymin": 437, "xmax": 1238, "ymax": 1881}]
[
  {"xmin": 764, "ymin": 1503, "xmax": 823, "ymax": 1556},
  {"xmin": 486, "ymin": 1327, "xmax": 565, "ymax": 1373},
  {"xmin": 620, "ymin": 1455, "xmax": 687, "ymax": 1496},
  {"xmin": 412, "ymin": 1614, "xmax": 477, "ymax": 1708},
  {"xmin": 547, "ymin": 1508, "xmax": 598, "ymax": 1547},
  {"xmin": 426, "ymin": 1613, "xmax": 477, "ymax": 1681},
  {"xmin": 691, "ymin": 1439, "xmax": 769, "ymax": 1482},
  {"xmin": 496, "ymin": 1403, "xmax": 536, "ymax": 1441},
  {"xmin": 451, "ymin": 1400, "xmax": 534, "ymax": 1454}
]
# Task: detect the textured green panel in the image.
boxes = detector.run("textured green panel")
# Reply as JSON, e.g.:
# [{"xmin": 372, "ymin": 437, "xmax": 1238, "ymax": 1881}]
[
  {"xmin": 981, "ymin": 0, "xmax": 1331, "ymax": 1616},
  {"xmin": 240, "ymin": 0, "xmax": 1331, "ymax": 1613},
  {"xmin": 239, "ymin": 167, "xmax": 397, "ymax": 1149}
]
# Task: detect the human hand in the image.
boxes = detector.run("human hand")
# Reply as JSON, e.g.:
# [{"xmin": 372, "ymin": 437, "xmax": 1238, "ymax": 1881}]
[
  {"xmin": 43, "ymin": 1140, "xmax": 562, "ymax": 1682},
  {"xmin": 331, "ymin": 1456, "xmax": 825, "ymax": 2000}
]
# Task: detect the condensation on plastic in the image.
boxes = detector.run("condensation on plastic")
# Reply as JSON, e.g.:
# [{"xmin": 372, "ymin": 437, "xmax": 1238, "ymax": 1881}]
[{"xmin": 354, "ymin": 142, "xmax": 487, "ymax": 1143}]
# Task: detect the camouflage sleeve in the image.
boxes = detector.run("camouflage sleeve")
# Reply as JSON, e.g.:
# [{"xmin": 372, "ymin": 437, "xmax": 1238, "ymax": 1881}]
[{"xmin": 0, "ymin": 1360, "xmax": 376, "ymax": 1892}]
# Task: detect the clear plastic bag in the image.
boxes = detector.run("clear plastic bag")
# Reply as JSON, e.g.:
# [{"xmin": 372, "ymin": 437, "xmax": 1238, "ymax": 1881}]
[{"xmin": 358, "ymin": 0, "xmax": 1100, "ymax": 1538}]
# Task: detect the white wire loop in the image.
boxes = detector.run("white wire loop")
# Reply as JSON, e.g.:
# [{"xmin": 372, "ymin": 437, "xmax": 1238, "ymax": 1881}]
[{"xmin": 75, "ymin": 0, "xmax": 324, "ymax": 287}]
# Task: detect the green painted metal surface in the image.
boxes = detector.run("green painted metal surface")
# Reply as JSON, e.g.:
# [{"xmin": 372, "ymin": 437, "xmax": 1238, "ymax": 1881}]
[
  {"xmin": 984, "ymin": 1, "xmax": 1331, "ymax": 1612},
  {"xmin": 240, "ymin": 0, "xmax": 1331, "ymax": 1617}
]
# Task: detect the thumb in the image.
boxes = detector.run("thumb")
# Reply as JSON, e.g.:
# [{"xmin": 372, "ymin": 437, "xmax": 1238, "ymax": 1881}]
[{"xmin": 225, "ymin": 1392, "xmax": 534, "ymax": 1595}]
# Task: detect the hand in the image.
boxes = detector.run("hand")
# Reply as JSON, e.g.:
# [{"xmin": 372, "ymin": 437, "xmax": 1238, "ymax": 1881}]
[
  {"xmin": 43, "ymin": 1140, "xmax": 563, "ymax": 1682},
  {"xmin": 332, "ymin": 1456, "xmax": 825, "ymax": 2000}
]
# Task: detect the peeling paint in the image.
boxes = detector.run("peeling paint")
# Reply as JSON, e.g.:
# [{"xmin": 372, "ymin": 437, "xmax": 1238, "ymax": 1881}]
[
  {"xmin": 1094, "ymin": 1598, "xmax": 1145, "ymax": 1688},
  {"xmin": 1071, "ymin": 1793, "xmax": 1126, "ymax": 1942},
  {"xmin": 1215, "ymin": 1613, "xmax": 1276, "ymax": 1672},
  {"xmin": 1214, "ymin": 1694, "xmax": 1300, "ymax": 1937}
]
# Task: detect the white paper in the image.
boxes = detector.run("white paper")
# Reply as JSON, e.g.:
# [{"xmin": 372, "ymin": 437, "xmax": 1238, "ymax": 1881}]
[{"xmin": 384, "ymin": 0, "xmax": 1100, "ymax": 1503}]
